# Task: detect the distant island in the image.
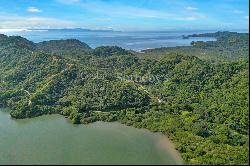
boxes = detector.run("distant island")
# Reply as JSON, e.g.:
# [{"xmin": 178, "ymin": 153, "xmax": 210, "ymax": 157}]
[
  {"xmin": 0, "ymin": 31, "xmax": 249, "ymax": 165},
  {"xmin": 182, "ymin": 31, "xmax": 245, "ymax": 39}
]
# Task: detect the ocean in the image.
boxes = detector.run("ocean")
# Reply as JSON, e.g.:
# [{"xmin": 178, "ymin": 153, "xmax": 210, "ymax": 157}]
[{"xmin": 2, "ymin": 30, "xmax": 220, "ymax": 51}]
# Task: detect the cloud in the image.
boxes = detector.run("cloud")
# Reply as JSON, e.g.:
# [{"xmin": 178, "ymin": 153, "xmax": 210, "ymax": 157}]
[
  {"xmin": 185, "ymin": 6, "xmax": 198, "ymax": 11},
  {"xmin": 56, "ymin": 0, "xmax": 81, "ymax": 4},
  {"xmin": 182, "ymin": 16, "xmax": 198, "ymax": 21},
  {"xmin": 0, "ymin": 1, "xmax": 209, "ymax": 30},
  {"xmin": 58, "ymin": 0, "xmax": 205, "ymax": 21},
  {"xmin": 27, "ymin": 7, "xmax": 42, "ymax": 13},
  {"xmin": 232, "ymin": 10, "xmax": 244, "ymax": 14},
  {"xmin": 176, "ymin": 15, "xmax": 205, "ymax": 21},
  {"xmin": 0, "ymin": 28, "xmax": 30, "ymax": 32},
  {"xmin": 70, "ymin": 0, "xmax": 81, "ymax": 2},
  {"xmin": 244, "ymin": 15, "xmax": 249, "ymax": 19},
  {"xmin": 0, "ymin": 13, "xmax": 76, "ymax": 29}
]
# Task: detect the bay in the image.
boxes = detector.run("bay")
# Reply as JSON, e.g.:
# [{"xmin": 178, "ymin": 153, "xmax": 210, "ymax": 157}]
[
  {"xmin": 0, "ymin": 109, "xmax": 182, "ymax": 165},
  {"xmin": 2, "ymin": 30, "xmax": 217, "ymax": 51}
]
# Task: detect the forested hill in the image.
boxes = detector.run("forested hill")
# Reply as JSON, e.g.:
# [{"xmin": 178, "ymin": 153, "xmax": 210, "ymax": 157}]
[
  {"xmin": 36, "ymin": 39, "xmax": 91, "ymax": 55},
  {"xmin": 0, "ymin": 32, "xmax": 249, "ymax": 165},
  {"xmin": 143, "ymin": 31, "xmax": 249, "ymax": 63},
  {"xmin": 0, "ymin": 34, "xmax": 36, "ymax": 50}
]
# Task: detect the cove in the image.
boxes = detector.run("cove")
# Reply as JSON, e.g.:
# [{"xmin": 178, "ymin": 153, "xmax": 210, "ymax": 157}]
[{"xmin": 0, "ymin": 109, "xmax": 182, "ymax": 165}]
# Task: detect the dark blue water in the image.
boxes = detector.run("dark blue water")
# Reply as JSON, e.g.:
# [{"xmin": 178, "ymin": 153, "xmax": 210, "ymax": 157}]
[{"xmin": 3, "ymin": 30, "xmax": 217, "ymax": 51}]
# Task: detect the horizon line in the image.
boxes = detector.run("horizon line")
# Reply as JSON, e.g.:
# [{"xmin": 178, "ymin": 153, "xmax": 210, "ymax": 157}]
[{"xmin": 0, "ymin": 28, "xmax": 249, "ymax": 33}]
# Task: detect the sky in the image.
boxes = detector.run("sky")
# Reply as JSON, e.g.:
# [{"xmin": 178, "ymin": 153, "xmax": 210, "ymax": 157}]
[{"xmin": 0, "ymin": 0, "xmax": 249, "ymax": 31}]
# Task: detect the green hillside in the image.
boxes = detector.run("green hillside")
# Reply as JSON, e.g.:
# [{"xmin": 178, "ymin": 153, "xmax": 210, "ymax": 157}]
[{"xmin": 0, "ymin": 32, "xmax": 249, "ymax": 164}]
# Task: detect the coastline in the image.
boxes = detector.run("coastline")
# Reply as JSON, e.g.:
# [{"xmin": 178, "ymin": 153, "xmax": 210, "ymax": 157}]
[
  {"xmin": 0, "ymin": 108, "xmax": 183, "ymax": 165},
  {"xmin": 157, "ymin": 135, "xmax": 183, "ymax": 165},
  {"xmin": 89, "ymin": 121, "xmax": 184, "ymax": 165},
  {"xmin": 0, "ymin": 110, "xmax": 183, "ymax": 165}
]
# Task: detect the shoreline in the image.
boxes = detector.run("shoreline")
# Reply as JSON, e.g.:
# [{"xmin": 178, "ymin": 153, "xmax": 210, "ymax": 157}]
[
  {"xmin": 158, "ymin": 135, "xmax": 183, "ymax": 165},
  {"xmin": 89, "ymin": 121, "xmax": 183, "ymax": 165},
  {"xmin": 0, "ymin": 109, "xmax": 183, "ymax": 165}
]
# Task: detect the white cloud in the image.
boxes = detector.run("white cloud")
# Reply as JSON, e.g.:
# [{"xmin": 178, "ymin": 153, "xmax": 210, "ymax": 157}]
[
  {"xmin": 27, "ymin": 7, "xmax": 42, "ymax": 13},
  {"xmin": 0, "ymin": 28, "xmax": 30, "ymax": 32},
  {"xmin": 0, "ymin": 1, "xmax": 208, "ymax": 30},
  {"xmin": 63, "ymin": 1, "xmax": 205, "ymax": 21},
  {"xmin": 0, "ymin": 13, "xmax": 76, "ymax": 29},
  {"xmin": 232, "ymin": 10, "xmax": 244, "ymax": 14},
  {"xmin": 70, "ymin": 0, "xmax": 81, "ymax": 2},
  {"xmin": 177, "ymin": 16, "xmax": 199, "ymax": 21},
  {"xmin": 244, "ymin": 16, "xmax": 249, "ymax": 19},
  {"xmin": 185, "ymin": 6, "xmax": 198, "ymax": 11},
  {"xmin": 183, "ymin": 16, "xmax": 198, "ymax": 21},
  {"xmin": 56, "ymin": 0, "xmax": 81, "ymax": 4}
]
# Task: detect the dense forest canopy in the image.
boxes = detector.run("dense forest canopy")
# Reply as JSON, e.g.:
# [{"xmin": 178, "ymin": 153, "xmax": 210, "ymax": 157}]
[
  {"xmin": 36, "ymin": 39, "xmax": 91, "ymax": 55},
  {"xmin": 0, "ymin": 31, "xmax": 249, "ymax": 165},
  {"xmin": 143, "ymin": 31, "xmax": 249, "ymax": 63}
]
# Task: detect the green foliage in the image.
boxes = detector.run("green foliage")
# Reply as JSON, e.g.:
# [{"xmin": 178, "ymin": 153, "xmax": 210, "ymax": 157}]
[
  {"xmin": 36, "ymin": 39, "xmax": 91, "ymax": 55},
  {"xmin": 0, "ymin": 32, "xmax": 249, "ymax": 165},
  {"xmin": 92, "ymin": 46, "xmax": 133, "ymax": 57},
  {"xmin": 143, "ymin": 31, "xmax": 249, "ymax": 63}
]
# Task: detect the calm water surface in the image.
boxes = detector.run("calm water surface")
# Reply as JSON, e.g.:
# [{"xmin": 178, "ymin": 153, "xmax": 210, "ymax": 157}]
[
  {"xmin": 3, "ymin": 30, "xmax": 217, "ymax": 51},
  {"xmin": 0, "ymin": 109, "xmax": 182, "ymax": 165}
]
